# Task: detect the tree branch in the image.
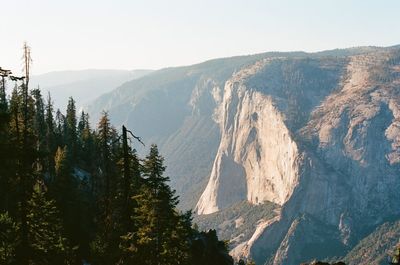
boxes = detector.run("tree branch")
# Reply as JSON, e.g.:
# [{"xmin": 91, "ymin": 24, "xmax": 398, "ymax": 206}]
[{"xmin": 126, "ymin": 129, "xmax": 145, "ymax": 147}]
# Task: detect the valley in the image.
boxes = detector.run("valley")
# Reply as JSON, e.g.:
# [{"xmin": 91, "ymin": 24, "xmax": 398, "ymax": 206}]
[{"xmin": 85, "ymin": 46, "xmax": 400, "ymax": 264}]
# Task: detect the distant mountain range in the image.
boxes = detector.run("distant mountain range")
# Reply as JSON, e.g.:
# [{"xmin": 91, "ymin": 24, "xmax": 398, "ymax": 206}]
[
  {"xmin": 67, "ymin": 46, "xmax": 400, "ymax": 264},
  {"xmin": 31, "ymin": 69, "xmax": 152, "ymax": 112}
]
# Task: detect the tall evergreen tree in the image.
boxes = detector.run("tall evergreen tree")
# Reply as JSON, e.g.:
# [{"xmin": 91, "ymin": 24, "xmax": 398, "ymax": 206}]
[
  {"xmin": 55, "ymin": 109, "xmax": 66, "ymax": 147},
  {"xmin": 53, "ymin": 146, "xmax": 73, "ymax": 203},
  {"xmin": 0, "ymin": 212, "xmax": 19, "ymax": 265},
  {"xmin": 45, "ymin": 93, "xmax": 56, "ymax": 178},
  {"xmin": 190, "ymin": 229, "xmax": 233, "ymax": 265},
  {"xmin": 91, "ymin": 112, "xmax": 120, "ymax": 265},
  {"xmin": 77, "ymin": 111, "xmax": 96, "ymax": 172},
  {"xmin": 119, "ymin": 126, "xmax": 142, "ymax": 230},
  {"xmin": 120, "ymin": 145, "xmax": 192, "ymax": 265},
  {"xmin": 65, "ymin": 97, "xmax": 77, "ymax": 161},
  {"xmin": 113, "ymin": 126, "xmax": 143, "ymax": 264},
  {"xmin": 8, "ymin": 80, "xmax": 37, "ymax": 265},
  {"xmin": 5, "ymin": 85, "xmax": 22, "ymax": 215},
  {"xmin": 96, "ymin": 111, "xmax": 113, "ymax": 197},
  {"xmin": 0, "ymin": 78, "xmax": 10, "ymax": 212},
  {"xmin": 52, "ymin": 147, "xmax": 79, "ymax": 247},
  {"xmin": 31, "ymin": 88, "xmax": 46, "ymax": 174},
  {"xmin": 53, "ymin": 144, "xmax": 93, "ymax": 263},
  {"xmin": 27, "ymin": 182, "xmax": 71, "ymax": 265}
]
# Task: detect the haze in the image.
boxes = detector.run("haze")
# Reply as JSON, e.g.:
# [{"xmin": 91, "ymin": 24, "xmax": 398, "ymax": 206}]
[{"xmin": 1, "ymin": 0, "xmax": 399, "ymax": 75}]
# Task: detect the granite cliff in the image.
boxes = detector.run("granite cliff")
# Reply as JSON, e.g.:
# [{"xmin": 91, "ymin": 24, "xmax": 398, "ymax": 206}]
[{"xmin": 87, "ymin": 46, "xmax": 400, "ymax": 264}]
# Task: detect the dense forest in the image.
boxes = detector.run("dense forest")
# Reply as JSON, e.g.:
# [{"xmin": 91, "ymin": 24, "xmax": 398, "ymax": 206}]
[{"xmin": 0, "ymin": 45, "xmax": 251, "ymax": 265}]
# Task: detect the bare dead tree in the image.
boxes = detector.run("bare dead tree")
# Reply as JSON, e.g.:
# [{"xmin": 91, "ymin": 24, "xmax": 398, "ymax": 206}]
[
  {"xmin": 22, "ymin": 42, "xmax": 32, "ymax": 89},
  {"xmin": 18, "ymin": 42, "xmax": 32, "ymax": 265}
]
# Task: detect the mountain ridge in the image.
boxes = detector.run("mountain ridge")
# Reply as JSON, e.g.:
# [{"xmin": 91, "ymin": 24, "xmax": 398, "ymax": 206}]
[
  {"xmin": 31, "ymin": 69, "xmax": 152, "ymax": 111},
  {"xmin": 86, "ymin": 45, "xmax": 400, "ymax": 264}
]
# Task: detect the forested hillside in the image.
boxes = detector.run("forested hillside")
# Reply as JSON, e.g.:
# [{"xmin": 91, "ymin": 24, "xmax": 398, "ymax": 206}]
[
  {"xmin": 3, "ymin": 44, "xmax": 400, "ymax": 265},
  {"xmin": 0, "ymin": 47, "xmax": 237, "ymax": 265}
]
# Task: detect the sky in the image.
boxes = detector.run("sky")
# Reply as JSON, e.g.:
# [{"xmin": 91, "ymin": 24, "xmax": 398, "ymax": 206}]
[{"xmin": 1, "ymin": 0, "xmax": 400, "ymax": 75}]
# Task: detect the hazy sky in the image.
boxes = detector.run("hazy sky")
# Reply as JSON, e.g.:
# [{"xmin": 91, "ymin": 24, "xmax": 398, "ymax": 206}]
[{"xmin": 1, "ymin": 0, "xmax": 400, "ymax": 75}]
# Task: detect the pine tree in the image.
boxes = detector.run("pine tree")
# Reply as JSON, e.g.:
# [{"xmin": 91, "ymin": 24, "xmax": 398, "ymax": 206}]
[
  {"xmin": 96, "ymin": 111, "xmax": 116, "ymax": 198},
  {"xmin": 109, "ymin": 125, "xmax": 142, "ymax": 264},
  {"xmin": 31, "ymin": 88, "xmax": 46, "ymax": 174},
  {"xmin": 0, "ymin": 212, "xmax": 19, "ymax": 265},
  {"xmin": 45, "ymin": 93, "xmax": 56, "ymax": 178},
  {"xmin": 52, "ymin": 147, "xmax": 79, "ymax": 249},
  {"xmin": 119, "ymin": 126, "xmax": 142, "ymax": 230},
  {"xmin": 77, "ymin": 111, "xmax": 87, "ymax": 136},
  {"xmin": 65, "ymin": 97, "xmax": 77, "ymax": 161},
  {"xmin": 55, "ymin": 109, "xmax": 66, "ymax": 147},
  {"xmin": 91, "ymin": 112, "xmax": 120, "ymax": 265},
  {"xmin": 8, "ymin": 79, "xmax": 37, "ymax": 265},
  {"xmin": 120, "ymin": 145, "xmax": 191, "ymax": 265},
  {"xmin": 53, "ymin": 140, "xmax": 94, "ymax": 262},
  {"xmin": 27, "ymin": 182, "xmax": 71, "ymax": 265},
  {"xmin": 190, "ymin": 229, "xmax": 233, "ymax": 265},
  {"xmin": 77, "ymin": 111, "xmax": 96, "ymax": 172},
  {"xmin": 0, "ymin": 79, "xmax": 10, "ymax": 212},
  {"xmin": 4, "ymin": 85, "xmax": 22, "ymax": 217},
  {"xmin": 53, "ymin": 146, "xmax": 73, "ymax": 204}
]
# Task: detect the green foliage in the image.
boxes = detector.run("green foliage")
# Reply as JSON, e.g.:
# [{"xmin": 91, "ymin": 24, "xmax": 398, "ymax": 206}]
[
  {"xmin": 44, "ymin": 93, "xmax": 56, "ymax": 177},
  {"xmin": 32, "ymin": 88, "xmax": 47, "ymax": 173},
  {"xmin": 27, "ymin": 182, "xmax": 71, "ymax": 264},
  {"xmin": 390, "ymin": 246, "xmax": 400, "ymax": 264},
  {"xmin": 54, "ymin": 146, "xmax": 71, "ymax": 177},
  {"xmin": 2, "ymin": 50, "xmax": 235, "ymax": 264},
  {"xmin": 0, "ymin": 83, "xmax": 11, "ymax": 212},
  {"xmin": 65, "ymin": 97, "xmax": 77, "ymax": 160},
  {"xmin": 0, "ymin": 212, "xmax": 19, "ymax": 264},
  {"xmin": 119, "ymin": 145, "xmax": 192, "ymax": 265},
  {"xmin": 237, "ymin": 259, "xmax": 256, "ymax": 265},
  {"xmin": 190, "ymin": 229, "xmax": 233, "ymax": 265},
  {"xmin": 343, "ymin": 220, "xmax": 400, "ymax": 265},
  {"xmin": 194, "ymin": 200, "xmax": 277, "ymax": 249},
  {"xmin": 89, "ymin": 111, "xmax": 122, "ymax": 265}
]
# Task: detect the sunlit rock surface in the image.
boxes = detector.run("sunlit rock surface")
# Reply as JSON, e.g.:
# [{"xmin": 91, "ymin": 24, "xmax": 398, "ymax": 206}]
[{"xmin": 88, "ymin": 46, "xmax": 400, "ymax": 265}]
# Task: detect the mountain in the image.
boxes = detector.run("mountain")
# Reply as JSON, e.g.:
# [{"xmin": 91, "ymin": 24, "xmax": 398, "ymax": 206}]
[
  {"xmin": 343, "ymin": 220, "xmax": 400, "ymax": 265},
  {"xmin": 86, "ymin": 46, "xmax": 400, "ymax": 265},
  {"xmin": 31, "ymin": 69, "xmax": 152, "ymax": 111}
]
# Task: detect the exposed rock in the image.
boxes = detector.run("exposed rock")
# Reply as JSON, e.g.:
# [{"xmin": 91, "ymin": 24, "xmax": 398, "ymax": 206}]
[
  {"xmin": 87, "ymin": 46, "xmax": 400, "ymax": 265},
  {"xmin": 196, "ymin": 60, "xmax": 301, "ymax": 214},
  {"xmin": 198, "ymin": 48, "xmax": 400, "ymax": 264}
]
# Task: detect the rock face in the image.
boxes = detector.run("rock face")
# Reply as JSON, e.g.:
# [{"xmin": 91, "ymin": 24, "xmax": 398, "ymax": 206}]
[
  {"xmin": 235, "ymin": 49, "xmax": 400, "ymax": 265},
  {"xmin": 87, "ymin": 46, "xmax": 400, "ymax": 265},
  {"xmin": 196, "ymin": 60, "xmax": 301, "ymax": 214}
]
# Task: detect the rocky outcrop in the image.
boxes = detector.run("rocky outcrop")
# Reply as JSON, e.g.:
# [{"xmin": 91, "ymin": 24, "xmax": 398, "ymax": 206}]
[
  {"xmin": 196, "ymin": 60, "xmax": 301, "ymax": 214},
  {"xmin": 197, "ymin": 48, "xmax": 400, "ymax": 264},
  {"xmin": 87, "ymin": 46, "xmax": 400, "ymax": 265}
]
